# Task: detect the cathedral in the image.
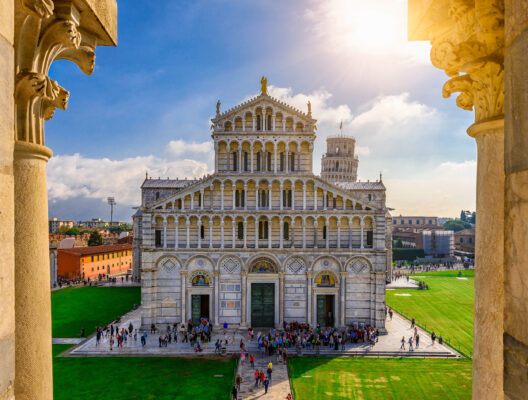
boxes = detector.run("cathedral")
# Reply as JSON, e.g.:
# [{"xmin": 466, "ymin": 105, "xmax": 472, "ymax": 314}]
[{"xmin": 133, "ymin": 78, "xmax": 392, "ymax": 330}]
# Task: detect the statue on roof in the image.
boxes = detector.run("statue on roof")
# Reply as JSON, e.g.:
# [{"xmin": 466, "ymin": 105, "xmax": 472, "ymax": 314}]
[
  {"xmin": 307, "ymin": 100, "xmax": 311, "ymax": 115},
  {"xmin": 261, "ymin": 76, "xmax": 267, "ymax": 94},
  {"xmin": 216, "ymin": 100, "xmax": 221, "ymax": 115}
]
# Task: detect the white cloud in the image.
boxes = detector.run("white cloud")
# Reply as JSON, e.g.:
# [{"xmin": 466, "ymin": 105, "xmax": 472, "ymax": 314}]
[
  {"xmin": 166, "ymin": 140, "xmax": 213, "ymax": 157},
  {"xmin": 47, "ymin": 150, "xmax": 211, "ymax": 206},
  {"xmin": 385, "ymin": 160, "xmax": 477, "ymax": 216},
  {"xmin": 304, "ymin": 0, "xmax": 431, "ymax": 65}
]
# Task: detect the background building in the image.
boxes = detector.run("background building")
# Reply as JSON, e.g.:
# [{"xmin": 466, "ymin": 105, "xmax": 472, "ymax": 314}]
[
  {"xmin": 455, "ymin": 228, "xmax": 475, "ymax": 255},
  {"xmin": 134, "ymin": 79, "xmax": 391, "ymax": 330},
  {"xmin": 320, "ymin": 135, "xmax": 359, "ymax": 184},
  {"xmin": 57, "ymin": 243, "xmax": 133, "ymax": 281},
  {"xmin": 48, "ymin": 218, "xmax": 75, "ymax": 233},
  {"xmin": 422, "ymin": 230, "xmax": 455, "ymax": 258},
  {"xmin": 392, "ymin": 215, "xmax": 438, "ymax": 228}
]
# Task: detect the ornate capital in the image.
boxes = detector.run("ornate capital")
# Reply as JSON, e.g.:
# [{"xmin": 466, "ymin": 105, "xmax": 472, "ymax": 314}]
[{"xmin": 429, "ymin": 0, "xmax": 504, "ymax": 124}]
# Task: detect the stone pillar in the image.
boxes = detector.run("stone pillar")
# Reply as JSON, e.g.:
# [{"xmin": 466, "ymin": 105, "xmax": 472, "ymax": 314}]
[
  {"xmin": 190, "ymin": 193, "xmax": 194, "ymax": 210},
  {"xmin": 337, "ymin": 225, "xmax": 341, "ymax": 249},
  {"xmin": 214, "ymin": 272, "xmax": 220, "ymax": 325},
  {"xmin": 209, "ymin": 221, "xmax": 213, "ymax": 248},
  {"xmin": 255, "ymin": 219, "xmax": 258, "ymax": 248},
  {"xmin": 243, "ymin": 218, "xmax": 247, "ymax": 249},
  {"xmin": 220, "ymin": 220, "xmax": 224, "ymax": 248},
  {"xmin": 197, "ymin": 222, "xmax": 202, "ymax": 249},
  {"xmin": 163, "ymin": 222, "xmax": 167, "ymax": 249},
  {"xmin": 186, "ymin": 221, "xmax": 190, "ymax": 249},
  {"xmin": 314, "ymin": 186, "xmax": 317, "ymax": 210},
  {"xmin": 468, "ymin": 119, "xmax": 505, "ymax": 397},
  {"xmin": 232, "ymin": 220, "xmax": 236, "ymax": 249},
  {"xmin": 244, "ymin": 184, "xmax": 248, "ymax": 211},
  {"xmin": 302, "ymin": 220, "xmax": 306, "ymax": 249},
  {"xmin": 360, "ymin": 222, "xmax": 364, "ymax": 249},
  {"xmin": 175, "ymin": 221, "xmax": 179, "ymax": 249},
  {"xmin": 250, "ymin": 143, "xmax": 254, "ymax": 172},
  {"xmin": 324, "ymin": 191, "xmax": 327, "ymax": 210},
  {"xmin": 220, "ymin": 182, "xmax": 224, "ymax": 210},
  {"xmin": 302, "ymin": 182, "xmax": 306, "ymax": 210},
  {"xmin": 200, "ymin": 190, "xmax": 204, "ymax": 210},
  {"xmin": 238, "ymin": 148, "xmax": 242, "ymax": 172},
  {"xmin": 232, "ymin": 187, "xmax": 236, "ymax": 210},
  {"xmin": 291, "ymin": 185, "xmax": 295, "ymax": 210},
  {"xmin": 279, "ymin": 272, "xmax": 285, "ymax": 324},
  {"xmin": 268, "ymin": 220, "xmax": 272, "ymax": 248},
  {"xmin": 9, "ymin": 2, "xmax": 117, "ymax": 399},
  {"xmin": 280, "ymin": 183, "xmax": 284, "ymax": 210},
  {"xmin": 256, "ymin": 188, "xmax": 260, "ymax": 211},
  {"xmin": 268, "ymin": 188, "xmax": 272, "ymax": 210},
  {"xmin": 241, "ymin": 275, "xmax": 247, "ymax": 326},
  {"xmin": 307, "ymin": 272, "xmax": 313, "ymax": 325},
  {"xmin": 340, "ymin": 272, "xmax": 346, "ymax": 326},
  {"xmin": 181, "ymin": 272, "xmax": 187, "ymax": 323},
  {"xmin": 325, "ymin": 219, "xmax": 329, "ymax": 248},
  {"xmin": 272, "ymin": 113, "xmax": 276, "ymax": 131},
  {"xmin": 274, "ymin": 143, "xmax": 277, "ymax": 173}
]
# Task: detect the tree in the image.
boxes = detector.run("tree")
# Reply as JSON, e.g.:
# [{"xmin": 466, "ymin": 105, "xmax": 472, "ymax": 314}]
[
  {"xmin": 470, "ymin": 212, "xmax": 476, "ymax": 224},
  {"xmin": 460, "ymin": 210, "xmax": 467, "ymax": 222},
  {"xmin": 443, "ymin": 220, "xmax": 472, "ymax": 232},
  {"xmin": 87, "ymin": 231, "xmax": 103, "ymax": 246},
  {"xmin": 394, "ymin": 238, "xmax": 403, "ymax": 248},
  {"xmin": 64, "ymin": 227, "xmax": 81, "ymax": 236}
]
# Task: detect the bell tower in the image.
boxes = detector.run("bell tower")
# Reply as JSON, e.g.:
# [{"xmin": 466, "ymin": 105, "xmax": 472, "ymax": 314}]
[{"xmin": 321, "ymin": 135, "xmax": 359, "ymax": 183}]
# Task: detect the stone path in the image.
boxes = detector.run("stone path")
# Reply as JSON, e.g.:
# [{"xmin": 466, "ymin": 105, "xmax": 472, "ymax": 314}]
[
  {"xmin": 386, "ymin": 277, "xmax": 419, "ymax": 289},
  {"xmin": 64, "ymin": 306, "xmax": 460, "ymax": 358},
  {"xmin": 236, "ymin": 353, "xmax": 291, "ymax": 400},
  {"xmin": 52, "ymin": 338, "xmax": 85, "ymax": 344}
]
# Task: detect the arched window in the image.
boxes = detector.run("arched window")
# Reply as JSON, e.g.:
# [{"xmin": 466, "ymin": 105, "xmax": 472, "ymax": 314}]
[
  {"xmin": 256, "ymin": 152, "xmax": 261, "ymax": 171},
  {"xmin": 256, "ymin": 115, "xmax": 261, "ymax": 131},
  {"xmin": 280, "ymin": 152, "xmax": 285, "ymax": 171},
  {"xmin": 259, "ymin": 220, "xmax": 268, "ymax": 239},
  {"xmin": 198, "ymin": 192, "xmax": 202, "ymax": 207},
  {"xmin": 267, "ymin": 152, "xmax": 272, "ymax": 171},
  {"xmin": 368, "ymin": 194, "xmax": 372, "ymax": 201},
  {"xmin": 232, "ymin": 151, "xmax": 238, "ymax": 171},
  {"xmin": 155, "ymin": 191, "xmax": 160, "ymax": 200},
  {"xmin": 267, "ymin": 115, "xmax": 272, "ymax": 131},
  {"xmin": 283, "ymin": 222, "xmax": 289, "ymax": 240},
  {"xmin": 200, "ymin": 225, "xmax": 205, "ymax": 239},
  {"xmin": 336, "ymin": 161, "xmax": 339, "ymax": 171},
  {"xmin": 237, "ymin": 222, "xmax": 244, "ymax": 239},
  {"xmin": 323, "ymin": 225, "xmax": 327, "ymax": 240},
  {"xmin": 290, "ymin": 152, "xmax": 295, "ymax": 171}
]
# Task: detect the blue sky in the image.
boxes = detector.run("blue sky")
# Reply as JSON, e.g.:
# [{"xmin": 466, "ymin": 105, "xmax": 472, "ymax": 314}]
[{"xmin": 46, "ymin": 0, "xmax": 476, "ymax": 222}]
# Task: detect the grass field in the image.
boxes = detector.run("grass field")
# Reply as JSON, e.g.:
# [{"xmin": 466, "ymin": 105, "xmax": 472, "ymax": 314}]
[
  {"xmin": 53, "ymin": 345, "xmax": 236, "ymax": 400},
  {"xmin": 289, "ymin": 358, "xmax": 472, "ymax": 400},
  {"xmin": 386, "ymin": 277, "xmax": 474, "ymax": 357},
  {"xmin": 52, "ymin": 286, "xmax": 140, "ymax": 338},
  {"xmin": 411, "ymin": 270, "xmax": 475, "ymax": 277}
]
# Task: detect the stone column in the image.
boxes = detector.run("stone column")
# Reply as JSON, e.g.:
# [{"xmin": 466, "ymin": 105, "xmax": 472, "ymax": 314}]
[
  {"xmin": 163, "ymin": 222, "xmax": 167, "ymax": 249},
  {"xmin": 255, "ymin": 219, "xmax": 259, "ymax": 248},
  {"xmin": 360, "ymin": 222, "xmax": 364, "ymax": 249},
  {"xmin": 220, "ymin": 220, "xmax": 224, "ymax": 248},
  {"xmin": 250, "ymin": 143, "xmax": 254, "ymax": 172},
  {"xmin": 232, "ymin": 187, "xmax": 236, "ymax": 210},
  {"xmin": 209, "ymin": 221, "xmax": 213, "ymax": 248},
  {"xmin": 291, "ymin": 185, "xmax": 295, "ymax": 210},
  {"xmin": 268, "ymin": 188, "xmax": 272, "ymax": 210},
  {"xmin": 307, "ymin": 272, "xmax": 313, "ymax": 325},
  {"xmin": 272, "ymin": 113, "xmax": 276, "ymax": 131},
  {"xmin": 220, "ymin": 182, "xmax": 224, "ymax": 210},
  {"xmin": 243, "ymin": 218, "xmax": 247, "ymax": 248},
  {"xmin": 325, "ymin": 218, "xmax": 329, "ymax": 248},
  {"xmin": 175, "ymin": 221, "xmax": 179, "ymax": 249},
  {"xmin": 238, "ymin": 147, "xmax": 242, "ymax": 172},
  {"xmin": 280, "ymin": 183, "xmax": 284, "ymax": 210},
  {"xmin": 279, "ymin": 217, "xmax": 284, "ymax": 249},
  {"xmin": 314, "ymin": 186, "xmax": 317, "ymax": 210},
  {"xmin": 244, "ymin": 183, "xmax": 248, "ymax": 211},
  {"xmin": 337, "ymin": 225, "xmax": 341, "ymax": 249},
  {"xmin": 241, "ymin": 274, "xmax": 247, "ymax": 326},
  {"xmin": 279, "ymin": 272, "xmax": 285, "ymax": 324},
  {"xmin": 340, "ymin": 272, "xmax": 346, "ymax": 326},
  {"xmin": 186, "ymin": 220, "xmax": 190, "ymax": 249},
  {"xmin": 274, "ymin": 143, "xmax": 277, "ymax": 173},
  {"xmin": 10, "ymin": 3, "xmax": 117, "ymax": 399},
  {"xmin": 200, "ymin": 190, "xmax": 204, "ymax": 210},
  {"xmin": 268, "ymin": 220, "xmax": 272, "ymax": 248},
  {"xmin": 256, "ymin": 188, "xmax": 260, "ymax": 211},
  {"xmin": 232, "ymin": 220, "xmax": 236, "ymax": 249},
  {"xmin": 181, "ymin": 272, "xmax": 187, "ymax": 323},
  {"xmin": 197, "ymin": 221, "xmax": 202, "ymax": 249},
  {"xmin": 214, "ymin": 272, "xmax": 220, "ymax": 325},
  {"xmin": 324, "ymin": 191, "xmax": 327, "ymax": 210},
  {"xmin": 190, "ymin": 193, "xmax": 194, "ymax": 210}
]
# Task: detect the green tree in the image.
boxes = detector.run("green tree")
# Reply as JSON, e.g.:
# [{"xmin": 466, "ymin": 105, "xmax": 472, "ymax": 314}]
[
  {"xmin": 394, "ymin": 238, "xmax": 403, "ymax": 248},
  {"xmin": 470, "ymin": 212, "xmax": 476, "ymax": 224},
  {"xmin": 460, "ymin": 210, "xmax": 467, "ymax": 222},
  {"xmin": 443, "ymin": 220, "xmax": 472, "ymax": 232},
  {"xmin": 64, "ymin": 227, "xmax": 81, "ymax": 236},
  {"xmin": 87, "ymin": 231, "xmax": 103, "ymax": 246}
]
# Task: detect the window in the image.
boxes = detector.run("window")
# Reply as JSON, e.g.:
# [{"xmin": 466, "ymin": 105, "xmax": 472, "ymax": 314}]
[
  {"xmin": 155, "ymin": 230, "xmax": 162, "ymax": 247},
  {"xmin": 244, "ymin": 152, "xmax": 248, "ymax": 171},
  {"xmin": 366, "ymin": 231, "xmax": 373, "ymax": 247},
  {"xmin": 323, "ymin": 225, "xmax": 327, "ymax": 240},
  {"xmin": 283, "ymin": 222, "xmax": 289, "ymax": 240},
  {"xmin": 393, "ymin": 220, "xmax": 396, "ymax": 225},
  {"xmin": 256, "ymin": 152, "xmax": 261, "ymax": 171},
  {"xmin": 256, "ymin": 115, "xmax": 261, "ymax": 130},
  {"xmin": 235, "ymin": 190, "xmax": 245, "ymax": 207},
  {"xmin": 333, "ymin": 198, "xmax": 337, "ymax": 209},
  {"xmin": 91, "ymin": 255, "xmax": 94, "ymax": 262},
  {"xmin": 416, "ymin": 219, "xmax": 420, "ymax": 224},
  {"xmin": 267, "ymin": 114, "xmax": 272, "ymax": 131},
  {"xmin": 368, "ymin": 194, "xmax": 372, "ymax": 201},
  {"xmin": 198, "ymin": 193, "xmax": 202, "ymax": 207},
  {"xmin": 408, "ymin": 220, "xmax": 413, "ymax": 225},
  {"xmin": 200, "ymin": 225, "xmax": 205, "ymax": 239},
  {"xmin": 112, "ymin": 253, "xmax": 115, "ymax": 258},
  {"xmin": 259, "ymin": 190, "xmax": 268, "ymax": 207},
  {"xmin": 290, "ymin": 152, "xmax": 295, "ymax": 171},
  {"xmin": 155, "ymin": 191, "xmax": 160, "ymax": 200},
  {"xmin": 259, "ymin": 220, "xmax": 268, "ymax": 239},
  {"xmin": 283, "ymin": 190, "xmax": 292, "ymax": 207},
  {"xmin": 237, "ymin": 222, "xmax": 244, "ymax": 240},
  {"xmin": 469, "ymin": 238, "xmax": 473, "ymax": 244},
  {"xmin": 460, "ymin": 237, "xmax": 464, "ymax": 243},
  {"xmin": 267, "ymin": 152, "xmax": 272, "ymax": 171},
  {"xmin": 401, "ymin": 220, "xmax": 404, "ymax": 225},
  {"xmin": 280, "ymin": 152, "xmax": 285, "ymax": 171},
  {"xmin": 97, "ymin": 255, "xmax": 100, "ymax": 261},
  {"xmin": 429, "ymin": 219, "xmax": 432, "ymax": 224}
]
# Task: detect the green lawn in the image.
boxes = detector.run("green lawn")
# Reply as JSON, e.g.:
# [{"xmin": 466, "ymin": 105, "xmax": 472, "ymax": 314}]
[
  {"xmin": 386, "ymin": 277, "xmax": 474, "ymax": 357},
  {"xmin": 53, "ymin": 345, "xmax": 236, "ymax": 400},
  {"xmin": 52, "ymin": 286, "xmax": 140, "ymax": 338},
  {"xmin": 289, "ymin": 358, "xmax": 472, "ymax": 400},
  {"xmin": 411, "ymin": 270, "xmax": 475, "ymax": 277}
]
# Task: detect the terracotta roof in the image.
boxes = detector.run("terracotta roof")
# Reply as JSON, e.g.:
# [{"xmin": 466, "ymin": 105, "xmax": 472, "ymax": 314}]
[
  {"xmin": 455, "ymin": 228, "xmax": 475, "ymax": 235},
  {"xmin": 58, "ymin": 243, "xmax": 132, "ymax": 256}
]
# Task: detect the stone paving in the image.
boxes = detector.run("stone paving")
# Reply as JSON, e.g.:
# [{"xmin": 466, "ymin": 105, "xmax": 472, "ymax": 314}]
[
  {"xmin": 386, "ymin": 277, "xmax": 419, "ymax": 289},
  {"xmin": 52, "ymin": 338, "xmax": 85, "ymax": 344},
  {"xmin": 65, "ymin": 306, "xmax": 459, "ymax": 358}
]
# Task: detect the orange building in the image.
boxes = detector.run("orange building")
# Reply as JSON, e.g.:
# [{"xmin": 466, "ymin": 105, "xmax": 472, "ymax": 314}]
[{"xmin": 57, "ymin": 243, "xmax": 133, "ymax": 281}]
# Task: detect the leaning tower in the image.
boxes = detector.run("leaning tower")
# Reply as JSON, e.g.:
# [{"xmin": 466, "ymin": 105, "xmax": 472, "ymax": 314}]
[{"xmin": 321, "ymin": 135, "xmax": 359, "ymax": 183}]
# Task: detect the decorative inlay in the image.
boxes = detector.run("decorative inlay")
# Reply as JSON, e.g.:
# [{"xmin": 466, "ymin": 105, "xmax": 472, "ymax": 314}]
[
  {"xmin": 221, "ymin": 257, "xmax": 240, "ymax": 274},
  {"xmin": 349, "ymin": 259, "xmax": 368, "ymax": 274},
  {"xmin": 160, "ymin": 258, "xmax": 178, "ymax": 273},
  {"xmin": 286, "ymin": 257, "xmax": 305, "ymax": 274}
]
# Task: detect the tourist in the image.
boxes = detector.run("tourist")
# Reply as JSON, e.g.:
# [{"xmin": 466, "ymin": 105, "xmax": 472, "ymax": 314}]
[
  {"xmin": 408, "ymin": 336, "xmax": 414, "ymax": 351},
  {"xmin": 260, "ymin": 370, "xmax": 265, "ymax": 386},
  {"xmin": 286, "ymin": 394, "xmax": 293, "ymax": 400},
  {"xmin": 215, "ymin": 339, "xmax": 221, "ymax": 354},
  {"xmin": 235, "ymin": 374, "xmax": 242, "ymax": 391},
  {"xmin": 411, "ymin": 318, "xmax": 415, "ymax": 328},
  {"xmin": 267, "ymin": 363, "xmax": 273, "ymax": 383},
  {"xmin": 400, "ymin": 336, "xmax": 405, "ymax": 350},
  {"xmin": 232, "ymin": 384, "xmax": 238, "ymax": 400},
  {"xmin": 240, "ymin": 349, "xmax": 246, "ymax": 365},
  {"xmin": 254, "ymin": 370, "xmax": 260, "ymax": 386},
  {"xmin": 109, "ymin": 335, "xmax": 114, "ymax": 351},
  {"xmin": 249, "ymin": 353, "xmax": 255, "ymax": 369},
  {"xmin": 415, "ymin": 333, "xmax": 420, "ymax": 349},
  {"xmin": 389, "ymin": 308, "xmax": 393, "ymax": 320},
  {"xmin": 431, "ymin": 331, "xmax": 436, "ymax": 344},
  {"xmin": 263, "ymin": 377, "xmax": 270, "ymax": 394},
  {"xmin": 80, "ymin": 326, "xmax": 85, "ymax": 337}
]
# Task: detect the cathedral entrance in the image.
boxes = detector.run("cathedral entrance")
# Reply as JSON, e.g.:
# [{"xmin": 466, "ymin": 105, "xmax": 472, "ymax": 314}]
[
  {"xmin": 191, "ymin": 294, "xmax": 210, "ymax": 325},
  {"xmin": 251, "ymin": 283, "xmax": 275, "ymax": 327},
  {"xmin": 316, "ymin": 294, "xmax": 335, "ymax": 327}
]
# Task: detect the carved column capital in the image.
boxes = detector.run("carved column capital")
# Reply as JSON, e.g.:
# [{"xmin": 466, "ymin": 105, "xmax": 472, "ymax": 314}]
[{"xmin": 429, "ymin": 0, "xmax": 504, "ymax": 125}]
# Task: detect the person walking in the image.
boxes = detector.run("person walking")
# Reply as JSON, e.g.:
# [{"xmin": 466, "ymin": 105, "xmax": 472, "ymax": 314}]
[
  {"xmin": 263, "ymin": 377, "xmax": 270, "ymax": 394},
  {"xmin": 411, "ymin": 318, "xmax": 415, "ymax": 328},
  {"xmin": 249, "ymin": 353, "xmax": 255, "ymax": 369},
  {"xmin": 254, "ymin": 370, "xmax": 260, "ymax": 387},
  {"xmin": 389, "ymin": 308, "xmax": 393, "ymax": 320},
  {"xmin": 267, "ymin": 363, "xmax": 273, "ymax": 383},
  {"xmin": 408, "ymin": 336, "xmax": 414, "ymax": 351},
  {"xmin": 400, "ymin": 336, "xmax": 405, "ymax": 350},
  {"xmin": 415, "ymin": 333, "xmax": 420, "ymax": 349},
  {"xmin": 431, "ymin": 331, "xmax": 436, "ymax": 344},
  {"xmin": 232, "ymin": 385, "xmax": 238, "ymax": 400}
]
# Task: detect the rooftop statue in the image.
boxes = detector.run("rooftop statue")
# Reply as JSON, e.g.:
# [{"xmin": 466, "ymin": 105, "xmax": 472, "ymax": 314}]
[
  {"xmin": 216, "ymin": 100, "xmax": 221, "ymax": 115},
  {"xmin": 261, "ymin": 76, "xmax": 267, "ymax": 94}
]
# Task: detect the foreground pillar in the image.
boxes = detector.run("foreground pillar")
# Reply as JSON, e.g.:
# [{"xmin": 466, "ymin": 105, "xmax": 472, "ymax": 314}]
[
  {"xmin": 408, "ymin": 1, "xmax": 505, "ymax": 398},
  {"xmin": 14, "ymin": 143, "xmax": 54, "ymax": 399},
  {"xmin": 11, "ymin": 1, "xmax": 117, "ymax": 399}
]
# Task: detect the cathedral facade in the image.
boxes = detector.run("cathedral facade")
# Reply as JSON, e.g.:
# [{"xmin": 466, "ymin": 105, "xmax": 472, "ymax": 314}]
[{"xmin": 133, "ymin": 79, "xmax": 392, "ymax": 330}]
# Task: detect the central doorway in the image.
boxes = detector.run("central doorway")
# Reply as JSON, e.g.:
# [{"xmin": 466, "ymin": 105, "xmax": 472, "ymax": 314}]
[
  {"xmin": 251, "ymin": 283, "xmax": 275, "ymax": 327},
  {"xmin": 316, "ymin": 294, "xmax": 335, "ymax": 327},
  {"xmin": 191, "ymin": 294, "xmax": 210, "ymax": 325}
]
